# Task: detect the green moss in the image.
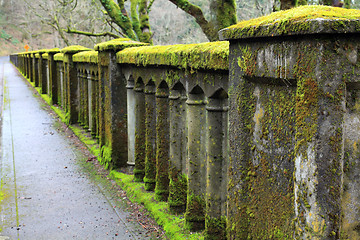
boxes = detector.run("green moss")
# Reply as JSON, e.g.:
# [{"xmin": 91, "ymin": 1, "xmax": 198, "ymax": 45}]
[
  {"xmin": 45, "ymin": 48, "xmax": 60, "ymax": 54},
  {"xmin": 168, "ymin": 172, "xmax": 188, "ymax": 214},
  {"xmin": 116, "ymin": 41, "xmax": 229, "ymax": 71},
  {"xmin": 54, "ymin": 53, "xmax": 64, "ymax": 61},
  {"xmin": 185, "ymin": 193, "xmax": 206, "ymax": 231},
  {"xmin": 73, "ymin": 51, "xmax": 99, "ymax": 63},
  {"xmin": 220, "ymin": 5, "xmax": 360, "ymax": 39},
  {"xmin": 42, "ymin": 53, "xmax": 49, "ymax": 60},
  {"xmin": 94, "ymin": 38, "xmax": 148, "ymax": 52},
  {"xmin": 109, "ymin": 171, "xmax": 204, "ymax": 239},
  {"xmin": 99, "ymin": 145, "xmax": 112, "ymax": 169},
  {"xmin": 205, "ymin": 215, "xmax": 227, "ymax": 240},
  {"xmin": 61, "ymin": 45, "xmax": 92, "ymax": 54}
]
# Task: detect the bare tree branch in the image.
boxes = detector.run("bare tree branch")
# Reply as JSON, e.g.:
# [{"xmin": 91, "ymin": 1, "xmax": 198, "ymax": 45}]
[{"xmin": 64, "ymin": 28, "xmax": 122, "ymax": 38}]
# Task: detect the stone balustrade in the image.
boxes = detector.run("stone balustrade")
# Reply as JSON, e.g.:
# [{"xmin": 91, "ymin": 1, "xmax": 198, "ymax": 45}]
[{"xmin": 9, "ymin": 5, "xmax": 360, "ymax": 239}]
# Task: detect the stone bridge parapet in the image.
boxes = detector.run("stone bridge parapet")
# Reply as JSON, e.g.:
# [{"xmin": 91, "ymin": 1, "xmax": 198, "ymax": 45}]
[{"xmin": 9, "ymin": 5, "xmax": 360, "ymax": 239}]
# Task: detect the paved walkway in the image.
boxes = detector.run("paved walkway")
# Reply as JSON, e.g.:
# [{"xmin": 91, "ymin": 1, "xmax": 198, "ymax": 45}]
[{"xmin": 0, "ymin": 56, "xmax": 148, "ymax": 240}]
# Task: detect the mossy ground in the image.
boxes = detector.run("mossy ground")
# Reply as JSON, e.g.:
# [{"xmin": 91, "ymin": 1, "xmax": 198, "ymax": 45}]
[{"xmin": 110, "ymin": 171, "xmax": 204, "ymax": 240}]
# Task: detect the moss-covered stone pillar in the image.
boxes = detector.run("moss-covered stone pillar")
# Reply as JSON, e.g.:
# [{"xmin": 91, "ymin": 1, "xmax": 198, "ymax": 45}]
[
  {"xmin": 219, "ymin": 5, "xmax": 360, "ymax": 239},
  {"xmin": 89, "ymin": 72, "xmax": 98, "ymax": 137},
  {"xmin": 133, "ymin": 80, "xmax": 146, "ymax": 181},
  {"xmin": 25, "ymin": 53, "xmax": 30, "ymax": 79},
  {"xmin": 35, "ymin": 54, "xmax": 41, "ymax": 87},
  {"xmin": 61, "ymin": 46, "xmax": 91, "ymax": 124},
  {"xmin": 40, "ymin": 53, "xmax": 48, "ymax": 94},
  {"xmin": 155, "ymin": 82, "xmax": 170, "ymax": 201},
  {"xmin": 78, "ymin": 69, "xmax": 85, "ymax": 126},
  {"xmin": 168, "ymin": 85, "xmax": 188, "ymax": 213},
  {"xmin": 185, "ymin": 89, "xmax": 206, "ymax": 231},
  {"xmin": 47, "ymin": 49, "xmax": 60, "ymax": 104},
  {"xmin": 28, "ymin": 53, "xmax": 33, "ymax": 82},
  {"xmin": 144, "ymin": 82, "xmax": 157, "ymax": 191},
  {"xmin": 83, "ymin": 70, "xmax": 89, "ymax": 129},
  {"xmin": 32, "ymin": 53, "xmax": 38, "ymax": 85},
  {"xmin": 205, "ymin": 95, "xmax": 228, "ymax": 240},
  {"xmin": 126, "ymin": 79, "xmax": 136, "ymax": 166},
  {"xmin": 95, "ymin": 39, "xmax": 146, "ymax": 169}
]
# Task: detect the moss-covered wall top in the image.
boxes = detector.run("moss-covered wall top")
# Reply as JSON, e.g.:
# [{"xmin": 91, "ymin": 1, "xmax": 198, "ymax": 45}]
[
  {"xmin": 220, "ymin": 5, "xmax": 360, "ymax": 40},
  {"xmin": 60, "ymin": 45, "xmax": 92, "ymax": 54},
  {"xmin": 54, "ymin": 53, "xmax": 64, "ymax": 62},
  {"xmin": 94, "ymin": 38, "xmax": 148, "ymax": 52},
  {"xmin": 46, "ymin": 48, "xmax": 60, "ymax": 54},
  {"xmin": 73, "ymin": 51, "xmax": 98, "ymax": 64},
  {"xmin": 116, "ymin": 41, "xmax": 229, "ymax": 71}
]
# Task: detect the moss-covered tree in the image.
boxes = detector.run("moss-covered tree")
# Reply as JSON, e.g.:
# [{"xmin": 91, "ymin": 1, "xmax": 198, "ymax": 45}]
[
  {"xmin": 98, "ymin": 0, "xmax": 237, "ymax": 42},
  {"xmin": 167, "ymin": 0, "xmax": 237, "ymax": 41}
]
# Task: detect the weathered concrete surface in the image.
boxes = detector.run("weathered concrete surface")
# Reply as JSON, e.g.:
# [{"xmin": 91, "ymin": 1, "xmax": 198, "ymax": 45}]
[{"xmin": 0, "ymin": 56, "xmax": 149, "ymax": 239}]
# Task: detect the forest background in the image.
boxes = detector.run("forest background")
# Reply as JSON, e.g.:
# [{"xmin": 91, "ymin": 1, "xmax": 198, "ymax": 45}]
[{"xmin": 1, "ymin": 0, "xmax": 360, "ymax": 55}]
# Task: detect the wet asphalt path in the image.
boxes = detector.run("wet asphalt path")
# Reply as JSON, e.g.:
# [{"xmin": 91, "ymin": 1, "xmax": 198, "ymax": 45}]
[{"xmin": 0, "ymin": 56, "xmax": 148, "ymax": 240}]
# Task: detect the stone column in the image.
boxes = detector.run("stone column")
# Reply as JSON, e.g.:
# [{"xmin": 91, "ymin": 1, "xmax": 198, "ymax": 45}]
[
  {"xmin": 47, "ymin": 49, "xmax": 60, "ymax": 104},
  {"xmin": 40, "ymin": 54, "xmax": 48, "ymax": 94},
  {"xmin": 168, "ymin": 86, "xmax": 188, "ymax": 213},
  {"xmin": 78, "ymin": 69, "xmax": 85, "ymax": 126},
  {"xmin": 133, "ymin": 80, "xmax": 146, "ymax": 181},
  {"xmin": 94, "ymin": 39, "xmax": 147, "ymax": 169},
  {"xmin": 33, "ymin": 54, "xmax": 39, "ymax": 85},
  {"xmin": 61, "ymin": 46, "xmax": 90, "ymax": 124},
  {"xmin": 155, "ymin": 83, "xmax": 170, "ymax": 201},
  {"xmin": 126, "ymin": 79, "xmax": 136, "ymax": 166},
  {"xmin": 144, "ymin": 82, "xmax": 157, "ymax": 191},
  {"xmin": 185, "ymin": 89, "xmax": 206, "ymax": 231},
  {"xmin": 83, "ymin": 70, "xmax": 89, "ymax": 130},
  {"xmin": 205, "ymin": 96, "xmax": 228, "ymax": 240}
]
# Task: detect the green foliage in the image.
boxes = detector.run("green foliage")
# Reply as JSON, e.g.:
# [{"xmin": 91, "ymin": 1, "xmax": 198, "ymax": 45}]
[{"xmin": 0, "ymin": 30, "xmax": 12, "ymax": 40}]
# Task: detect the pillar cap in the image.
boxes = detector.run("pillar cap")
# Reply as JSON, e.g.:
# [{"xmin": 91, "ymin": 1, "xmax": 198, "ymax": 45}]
[{"xmin": 219, "ymin": 5, "xmax": 360, "ymax": 40}]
